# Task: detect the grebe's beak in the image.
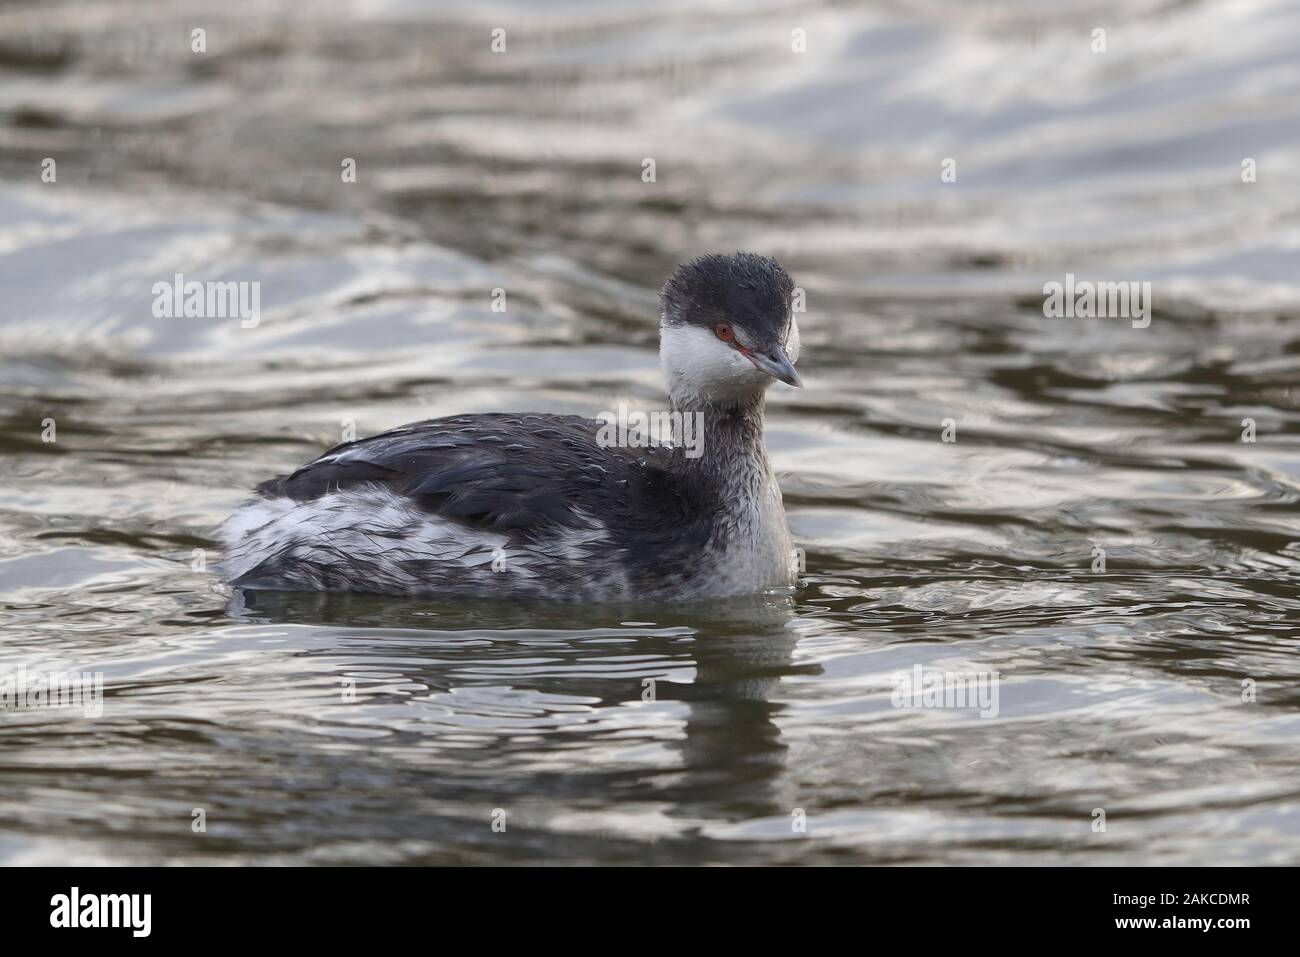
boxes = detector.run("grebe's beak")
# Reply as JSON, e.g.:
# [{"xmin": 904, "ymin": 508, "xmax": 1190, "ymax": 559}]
[{"xmin": 746, "ymin": 342, "xmax": 803, "ymax": 388}]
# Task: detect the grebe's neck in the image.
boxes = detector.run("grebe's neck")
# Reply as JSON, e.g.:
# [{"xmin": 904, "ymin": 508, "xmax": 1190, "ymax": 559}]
[
  {"xmin": 670, "ymin": 389, "xmax": 770, "ymax": 485},
  {"xmin": 669, "ymin": 386, "xmax": 794, "ymax": 590}
]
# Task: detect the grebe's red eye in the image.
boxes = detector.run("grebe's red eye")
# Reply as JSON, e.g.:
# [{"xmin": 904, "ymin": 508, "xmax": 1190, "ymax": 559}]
[{"xmin": 714, "ymin": 322, "xmax": 733, "ymax": 342}]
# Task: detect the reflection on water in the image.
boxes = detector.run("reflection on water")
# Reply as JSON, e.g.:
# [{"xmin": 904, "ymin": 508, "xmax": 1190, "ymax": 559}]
[{"xmin": 1, "ymin": 0, "xmax": 1299, "ymax": 864}]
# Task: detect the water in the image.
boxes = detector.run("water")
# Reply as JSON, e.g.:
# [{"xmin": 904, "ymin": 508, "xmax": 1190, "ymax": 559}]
[{"xmin": 1, "ymin": 0, "xmax": 1299, "ymax": 865}]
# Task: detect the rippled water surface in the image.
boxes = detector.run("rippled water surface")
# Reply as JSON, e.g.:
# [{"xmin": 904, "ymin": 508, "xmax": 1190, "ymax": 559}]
[{"xmin": 2, "ymin": 0, "xmax": 1299, "ymax": 864}]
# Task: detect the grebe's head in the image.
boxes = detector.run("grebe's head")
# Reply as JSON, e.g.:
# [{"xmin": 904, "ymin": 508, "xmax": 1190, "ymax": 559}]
[{"xmin": 659, "ymin": 252, "xmax": 802, "ymax": 406}]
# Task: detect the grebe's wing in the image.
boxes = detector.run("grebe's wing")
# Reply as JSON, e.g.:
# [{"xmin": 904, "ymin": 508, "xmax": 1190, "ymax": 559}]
[{"xmin": 253, "ymin": 413, "xmax": 690, "ymax": 535}]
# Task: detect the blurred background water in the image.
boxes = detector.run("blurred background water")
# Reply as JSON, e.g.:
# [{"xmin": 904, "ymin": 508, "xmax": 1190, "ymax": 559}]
[{"xmin": 1, "ymin": 0, "xmax": 1298, "ymax": 865}]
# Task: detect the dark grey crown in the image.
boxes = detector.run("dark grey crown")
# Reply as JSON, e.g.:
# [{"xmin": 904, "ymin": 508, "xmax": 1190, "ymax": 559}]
[{"xmin": 660, "ymin": 252, "xmax": 795, "ymax": 345}]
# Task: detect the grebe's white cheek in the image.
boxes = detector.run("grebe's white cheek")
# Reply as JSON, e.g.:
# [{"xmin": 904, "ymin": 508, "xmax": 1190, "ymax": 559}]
[{"xmin": 660, "ymin": 324, "xmax": 763, "ymax": 400}]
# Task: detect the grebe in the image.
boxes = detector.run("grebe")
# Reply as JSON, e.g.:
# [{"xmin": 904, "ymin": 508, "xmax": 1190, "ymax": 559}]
[{"xmin": 221, "ymin": 252, "xmax": 803, "ymax": 600}]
